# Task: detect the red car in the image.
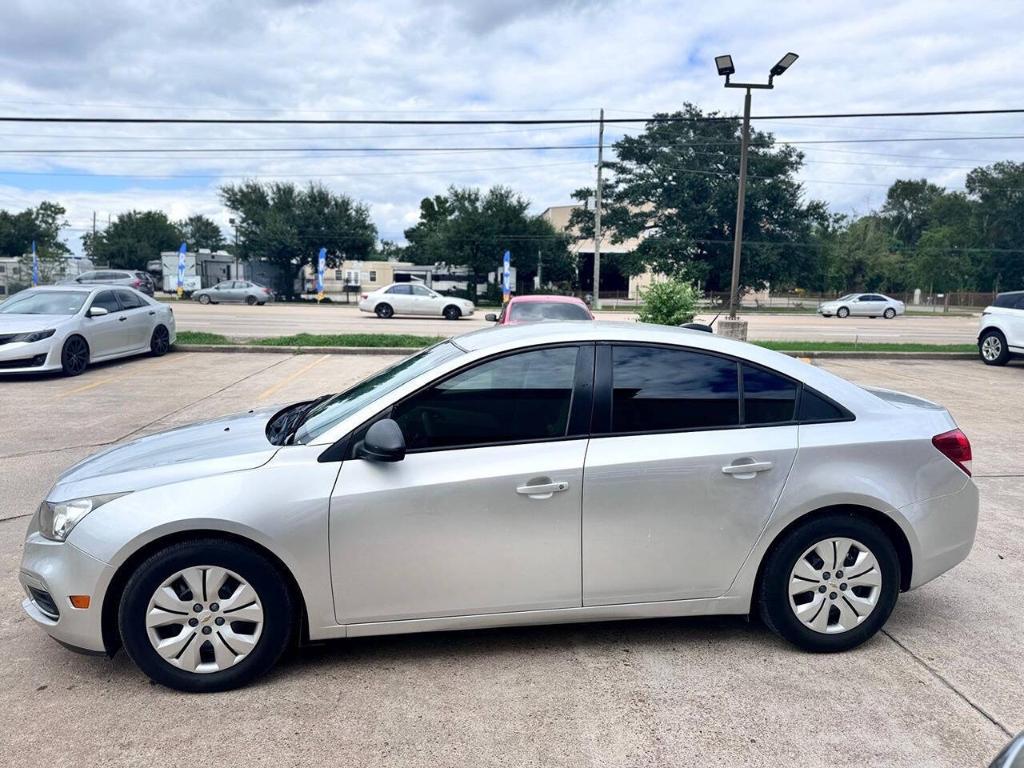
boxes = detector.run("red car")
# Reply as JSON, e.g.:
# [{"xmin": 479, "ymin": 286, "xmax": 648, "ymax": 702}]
[{"xmin": 485, "ymin": 294, "xmax": 594, "ymax": 324}]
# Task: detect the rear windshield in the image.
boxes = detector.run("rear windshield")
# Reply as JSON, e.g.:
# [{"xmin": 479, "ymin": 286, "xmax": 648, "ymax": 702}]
[
  {"xmin": 0, "ymin": 290, "xmax": 90, "ymax": 315},
  {"xmin": 509, "ymin": 301, "xmax": 591, "ymax": 322}
]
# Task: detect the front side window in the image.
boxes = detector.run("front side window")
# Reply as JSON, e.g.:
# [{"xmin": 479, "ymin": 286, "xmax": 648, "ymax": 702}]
[
  {"xmin": 90, "ymin": 290, "xmax": 121, "ymax": 314},
  {"xmin": 611, "ymin": 346, "xmax": 739, "ymax": 433},
  {"xmin": 411, "ymin": 285, "xmax": 432, "ymax": 297},
  {"xmin": 392, "ymin": 346, "xmax": 580, "ymax": 451},
  {"xmin": 743, "ymin": 364, "xmax": 798, "ymax": 424}
]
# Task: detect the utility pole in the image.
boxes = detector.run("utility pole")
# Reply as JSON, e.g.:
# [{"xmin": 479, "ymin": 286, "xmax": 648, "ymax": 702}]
[
  {"xmin": 536, "ymin": 248, "xmax": 542, "ymax": 289},
  {"xmin": 592, "ymin": 107, "xmax": 604, "ymax": 311},
  {"xmin": 727, "ymin": 89, "xmax": 751, "ymax": 321},
  {"xmin": 92, "ymin": 211, "xmax": 96, "ymax": 239}
]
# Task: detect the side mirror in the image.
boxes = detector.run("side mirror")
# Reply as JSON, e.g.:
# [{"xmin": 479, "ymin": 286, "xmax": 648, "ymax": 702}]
[
  {"xmin": 485, "ymin": 313, "xmax": 498, "ymax": 322},
  {"xmin": 87, "ymin": 306, "xmax": 108, "ymax": 318},
  {"xmin": 356, "ymin": 419, "xmax": 406, "ymax": 462}
]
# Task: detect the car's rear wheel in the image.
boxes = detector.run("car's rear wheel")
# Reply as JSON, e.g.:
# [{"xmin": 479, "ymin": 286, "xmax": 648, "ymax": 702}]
[
  {"xmin": 883, "ymin": 308, "xmax": 896, "ymax": 319},
  {"xmin": 149, "ymin": 325, "xmax": 170, "ymax": 356},
  {"xmin": 758, "ymin": 513, "xmax": 899, "ymax": 652},
  {"xmin": 60, "ymin": 335, "xmax": 89, "ymax": 376},
  {"xmin": 245, "ymin": 296, "xmax": 257, "ymax": 306},
  {"xmin": 443, "ymin": 305, "xmax": 462, "ymax": 321},
  {"xmin": 198, "ymin": 294, "xmax": 211, "ymax": 305},
  {"xmin": 118, "ymin": 539, "xmax": 294, "ymax": 692},
  {"xmin": 375, "ymin": 303, "xmax": 394, "ymax": 319},
  {"xmin": 836, "ymin": 307, "xmax": 850, "ymax": 318},
  {"xmin": 979, "ymin": 329, "xmax": 1011, "ymax": 366}
]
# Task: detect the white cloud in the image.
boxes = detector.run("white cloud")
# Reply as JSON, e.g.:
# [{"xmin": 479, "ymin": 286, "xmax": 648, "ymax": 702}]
[{"xmin": 0, "ymin": 0, "xmax": 1022, "ymax": 255}]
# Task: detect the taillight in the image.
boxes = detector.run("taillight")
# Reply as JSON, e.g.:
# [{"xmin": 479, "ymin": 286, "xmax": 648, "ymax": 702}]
[
  {"xmin": 132, "ymin": 279, "xmax": 141, "ymax": 287},
  {"xmin": 262, "ymin": 287, "xmax": 270, "ymax": 294},
  {"xmin": 932, "ymin": 429, "xmax": 972, "ymax": 476},
  {"xmin": 361, "ymin": 293, "xmax": 368, "ymax": 300}
]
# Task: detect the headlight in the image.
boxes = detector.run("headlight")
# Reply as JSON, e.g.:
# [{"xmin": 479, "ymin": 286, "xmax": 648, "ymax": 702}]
[
  {"xmin": 38, "ymin": 493, "xmax": 128, "ymax": 541},
  {"xmin": 11, "ymin": 329, "xmax": 55, "ymax": 344}
]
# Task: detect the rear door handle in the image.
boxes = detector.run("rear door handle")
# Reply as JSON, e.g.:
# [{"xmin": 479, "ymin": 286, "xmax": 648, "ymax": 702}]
[
  {"xmin": 516, "ymin": 481, "xmax": 569, "ymax": 498},
  {"xmin": 722, "ymin": 461, "xmax": 773, "ymax": 479}
]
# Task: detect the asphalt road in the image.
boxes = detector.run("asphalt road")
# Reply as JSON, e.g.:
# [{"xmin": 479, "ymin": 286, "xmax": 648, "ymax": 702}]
[
  {"xmin": 170, "ymin": 301, "xmax": 982, "ymax": 344},
  {"xmin": 1, "ymin": 352, "xmax": 1021, "ymax": 767}
]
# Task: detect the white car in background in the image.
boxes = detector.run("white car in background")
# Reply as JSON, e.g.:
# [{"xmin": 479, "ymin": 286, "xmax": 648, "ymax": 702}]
[
  {"xmin": 0, "ymin": 285, "xmax": 175, "ymax": 376},
  {"xmin": 977, "ymin": 290, "xmax": 1024, "ymax": 366},
  {"xmin": 359, "ymin": 283, "xmax": 475, "ymax": 320},
  {"xmin": 818, "ymin": 293, "xmax": 905, "ymax": 319}
]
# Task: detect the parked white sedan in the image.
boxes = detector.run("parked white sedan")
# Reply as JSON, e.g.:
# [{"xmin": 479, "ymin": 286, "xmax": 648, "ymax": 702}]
[
  {"xmin": 818, "ymin": 293, "xmax": 905, "ymax": 319},
  {"xmin": 359, "ymin": 283, "xmax": 475, "ymax": 320},
  {"xmin": 0, "ymin": 285, "xmax": 176, "ymax": 376}
]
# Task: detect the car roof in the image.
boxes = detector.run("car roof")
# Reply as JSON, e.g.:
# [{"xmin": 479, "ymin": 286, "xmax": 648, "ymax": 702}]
[
  {"xmin": 508, "ymin": 294, "xmax": 588, "ymax": 305},
  {"xmin": 21, "ymin": 284, "xmax": 99, "ymax": 292}
]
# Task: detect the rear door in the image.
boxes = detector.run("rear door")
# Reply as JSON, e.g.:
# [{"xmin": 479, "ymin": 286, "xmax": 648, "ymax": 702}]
[
  {"xmin": 582, "ymin": 344, "xmax": 799, "ymax": 604},
  {"xmin": 385, "ymin": 284, "xmax": 414, "ymax": 313}
]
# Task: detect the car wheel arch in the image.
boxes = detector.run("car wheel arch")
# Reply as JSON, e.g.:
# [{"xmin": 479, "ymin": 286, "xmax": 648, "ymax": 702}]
[
  {"xmin": 750, "ymin": 504, "xmax": 914, "ymax": 609},
  {"xmin": 100, "ymin": 528, "xmax": 309, "ymax": 656}
]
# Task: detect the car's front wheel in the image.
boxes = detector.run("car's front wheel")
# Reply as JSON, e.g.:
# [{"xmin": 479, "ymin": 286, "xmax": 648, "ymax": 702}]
[
  {"xmin": 443, "ymin": 305, "xmax": 462, "ymax": 321},
  {"xmin": 758, "ymin": 512, "xmax": 899, "ymax": 652},
  {"xmin": 198, "ymin": 294, "xmax": 211, "ymax": 305},
  {"xmin": 118, "ymin": 539, "xmax": 294, "ymax": 692},
  {"xmin": 61, "ymin": 335, "xmax": 90, "ymax": 376},
  {"xmin": 979, "ymin": 329, "xmax": 1011, "ymax": 366},
  {"xmin": 836, "ymin": 307, "xmax": 850, "ymax": 318}
]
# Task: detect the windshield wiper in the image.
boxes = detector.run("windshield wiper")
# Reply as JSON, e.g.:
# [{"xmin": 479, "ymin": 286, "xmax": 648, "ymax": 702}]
[{"xmin": 282, "ymin": 393, "xmax": 335, "ymax": 444}]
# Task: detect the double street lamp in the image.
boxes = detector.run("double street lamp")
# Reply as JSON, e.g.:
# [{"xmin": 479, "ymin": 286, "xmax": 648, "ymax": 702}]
[{"xmin": 715, "ymin": 52, "xmax": 799, "ymax": 321}]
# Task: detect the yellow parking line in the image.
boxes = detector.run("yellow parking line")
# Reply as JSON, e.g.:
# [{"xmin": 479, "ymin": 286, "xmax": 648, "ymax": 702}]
[
  {"xmin": 258, "ymin": 355, "xmax": 331, "ymax": 401},
  {"xmin": 53, "ymin": 352, "xmax": 193, "ymax": 400},
  {"xmin": 55, "ymin": 376, "xmax": 118, "ymax": 399}
]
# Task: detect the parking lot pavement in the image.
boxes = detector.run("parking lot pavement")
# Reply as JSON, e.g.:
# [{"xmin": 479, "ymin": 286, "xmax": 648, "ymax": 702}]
[
  {"xmin": 0, "ymin": 352, "xmax": 1019, "ymax": 767},
  {"xmin": 170, "ymin": 300, "xmax": 980, "ymax": 344}
]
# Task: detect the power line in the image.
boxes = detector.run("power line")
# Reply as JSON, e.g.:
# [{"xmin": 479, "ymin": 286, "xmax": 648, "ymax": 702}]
[
  {"xmin": 3, "ymin": 107, "xmax": 1024, "ymax": 125},
  {"xmin": 0, "ymin": 144, "xmax": 599, "ymax": 155}
]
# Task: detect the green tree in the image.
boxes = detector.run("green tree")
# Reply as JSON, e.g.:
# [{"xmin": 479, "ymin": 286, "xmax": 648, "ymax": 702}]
[
  {"xmin": 83, "ymin": 210, "xmax": 181, "ymax": 270},
  {"xmin": 965, "ymin": 161, "xmax": 1024, "ymax": 291},
  {"xmin": 568, "ymin": 103, "xmax": 823, "ymax": 292},
  {"xmin": 0, "ymin": 201, "xmax": 71, "ymax": 284},
  {"xmin": 637, "ymin": 279, "xmax": 697, "ymax": 325},
  {"xmin": 403, "ymin": 185, "xmax": 575, "ymax": 292},
  {"xmin": 913, "ymin": 225, "xmax": 975, "ymax": 305},
  {"xmin": 824, "ymin": 215, "xmax": 902, "ymax": 293},
  {"xmin": 880, "ymin": 179, "xmax": 945, "ymax": 247},
  {"xmin": 220, "ymin": 181, "xmax": 376, "ymax": 296},
  {"xmin": 176, "ymin": 214, "xmax": 225, "ymax": 251}
]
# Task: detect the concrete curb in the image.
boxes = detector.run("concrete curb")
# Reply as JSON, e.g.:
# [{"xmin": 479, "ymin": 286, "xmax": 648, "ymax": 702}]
[{"xmin": 174, "ymin": 343, "xmax": 978, "ymax": 360}]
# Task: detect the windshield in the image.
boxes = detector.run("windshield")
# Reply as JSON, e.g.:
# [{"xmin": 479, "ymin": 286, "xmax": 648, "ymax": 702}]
[
  {"xmin": 0, "ymin": 290, "xmax": 90, "ymax": 315},
  {"xmin": 294, "ymin": 341, "xmax": 464, "ymax": 443},
  {"xmin": 836, "ymin": 294, "xmax": 857, "ymax": 302},
  {"xmin": 509, "ymin": 301, "xmax": 591, "ymax": 322}
]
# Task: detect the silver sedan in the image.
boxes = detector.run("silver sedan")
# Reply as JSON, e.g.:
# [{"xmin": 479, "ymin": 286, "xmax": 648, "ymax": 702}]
[
  {"xmin": 192, "ymin": 280, "xmax": 273, "ymax": 305},
  {"xmin": 19, "ymin": 321, "xmax": 977, "ymax": 691},
  {"xmin": 818, "ymin": 293, "xmax": 906, "ymax": 318},
  {"xmin": 0, "ymin": 285, "xmax": 176, "ymax": 376}
]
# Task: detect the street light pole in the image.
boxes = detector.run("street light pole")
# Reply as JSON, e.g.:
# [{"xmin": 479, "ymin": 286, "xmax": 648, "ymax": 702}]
[
  {"xmin": 592, "ymin": 107, "xmax": 604, "ymax": 311},
  {"xmin": 715, "ymin": 52, "xmax": 799, "ymax": 333}
]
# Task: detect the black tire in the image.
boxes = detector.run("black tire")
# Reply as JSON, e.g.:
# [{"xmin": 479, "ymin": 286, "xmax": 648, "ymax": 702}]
[
  {"xmin": 149, "ymin": 325, "xmax": 170, "ymax": 357},
  {"xmin": 375, "ymin": 302, "xmax": 394, "ymax": 319},
  {"xmin": 198, "ymin": 294, "xmax": 211, "ymax": 305},
  {"xmin": 883, "ymin": 308, "xmax": 896, "ymax": 319},
  {"xmin": 836, "ymin": 307, "xmax": 850, "ymax": 318},
  {"xmin": 245, "ymin": 295, "xmax": 257, "ymax": 306},
  {"xmin": 118, "ymin": 539, "xmax": 294, "ymax": 693},
  {"xmin": 443, "ymin": 305, "xmax": 462, "ymax": 321},
  {"xmin": 979, "ymin": 328, "xmax": 1011, "ymax": 366},
  {"xmin": 60, "ymin": 335, "xmax": 90, "ymax": 377},
  {"xmin": 758, "ymin": 512, "xmax": 899, "ymax": 653}
]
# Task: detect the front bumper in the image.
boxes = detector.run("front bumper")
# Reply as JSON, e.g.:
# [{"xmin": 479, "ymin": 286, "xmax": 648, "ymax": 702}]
[
  {"xmin": 0, "ymin": 337, "xmax": 61, "ymax": 373},
  {"xmin": 902, "ymin": 479, "xmax": 979, "ymax": 589},
  {"xmin": 19, "ymin": 529, "xmax": 115, "ymax": 654}
]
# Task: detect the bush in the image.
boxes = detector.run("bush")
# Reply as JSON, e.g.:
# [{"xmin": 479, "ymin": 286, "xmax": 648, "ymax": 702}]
[{"xmin": 637, "ymin": 280, "xmax": 698, "ymax": 326}]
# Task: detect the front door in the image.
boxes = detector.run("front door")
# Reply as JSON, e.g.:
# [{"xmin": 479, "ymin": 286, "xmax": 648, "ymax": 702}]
[
  {"xmin": 582, "ymin": 344, "xmax": 799, "ymax": 604},
  {"xmin": 114, "ymin": 289, "xmax": 152, "ymax": 349},
  {"xmin": 83, "ymin": 290, "xmax": 128, "ymax": 357},
  {"xmin": 329, "ymin": 344, "xmax": 592, "ymax": 624}
]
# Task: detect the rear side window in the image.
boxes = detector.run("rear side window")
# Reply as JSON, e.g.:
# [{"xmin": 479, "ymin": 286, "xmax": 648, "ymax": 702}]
[
  {"xmin": 742, "ymin": 365, "xmax": 798, "ymax": 424},
  {"xmin": 611, "ymin": 346, "xmax": 739, "ymax": 432},
  {"xmin": 798, "ymin": 389, "xmax": 847, "ymax": 422},
  {"xmin": 387, "ymin": 285, "xmax": 412, "ymax": 295}
]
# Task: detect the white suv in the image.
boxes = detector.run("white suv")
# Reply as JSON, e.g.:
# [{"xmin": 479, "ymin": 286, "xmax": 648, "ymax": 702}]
[{"xmin": 978, "ymin": 291, "xmax": 1024, "ymax": 365}]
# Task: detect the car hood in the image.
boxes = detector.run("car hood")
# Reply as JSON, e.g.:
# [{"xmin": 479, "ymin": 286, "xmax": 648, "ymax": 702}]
[
  {"xmin": 50, "ymin": 408, "xmax": 281, "ymax": 500},
  {"xmin": 0, "ymin": 314, "xmax": 77, "ymax": 333}
]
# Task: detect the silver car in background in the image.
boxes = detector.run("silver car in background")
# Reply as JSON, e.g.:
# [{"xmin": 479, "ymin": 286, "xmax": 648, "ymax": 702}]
[
  {"xmin": 66, "ymin": 269, "xmax": 156, "ymax": 296},
  {"xmin": 192, "ymin": 280, "xmax": 274, "ymax": 305},
  {"xmin": 0, "ymin": 285, "xmax": 175, "ymax": 375},
  {"xmin": 18, "ymin": 322, "xmax": 976, "ymax": 691},
  {"xmin": 818, "ymin": 293, "xmax": 906, "ymax": 318}
]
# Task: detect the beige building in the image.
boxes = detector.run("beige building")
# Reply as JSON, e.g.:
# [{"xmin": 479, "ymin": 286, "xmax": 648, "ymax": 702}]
[{"xmin": 541, "ymin": 204, "xmax": 663, "ymax": 300}]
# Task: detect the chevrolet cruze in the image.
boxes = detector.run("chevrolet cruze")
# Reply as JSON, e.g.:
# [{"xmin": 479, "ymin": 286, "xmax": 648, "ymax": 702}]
[{"xmin": 19, "ymin": 322, "xmax": 977, "ymax": 691}]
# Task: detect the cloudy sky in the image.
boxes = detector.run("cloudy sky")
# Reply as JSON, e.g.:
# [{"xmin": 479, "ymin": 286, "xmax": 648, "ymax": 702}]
[{"xmin": 1, "ymin": 0, "xmax": 1023, "ymax": 254}]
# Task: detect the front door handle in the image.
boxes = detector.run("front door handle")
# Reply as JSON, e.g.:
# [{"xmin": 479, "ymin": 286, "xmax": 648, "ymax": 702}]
[
  {"xmin": 516, "ymin": 481, "xmax": 569, "ymax": 499},
  {"xmin": 722, "ymin": 461, "xmax": 773, "ymax": 479},
  {"xmin": 118, "ymin": 316, "xmax": 127, "ymax": 322}
]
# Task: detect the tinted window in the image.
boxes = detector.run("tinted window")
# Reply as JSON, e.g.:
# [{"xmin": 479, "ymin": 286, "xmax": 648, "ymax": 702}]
[
  {"xmin": 743, "ymin": 365, "xmax": 797, "ymax": 424},
  {"xmin": 90, "ymin": 290, "xmax": 121, "ymax": 313},
  {"xmin": 392, "ymin": 346, "xmax": 579, "ymax": 450},
  {"xmin": 611, "ymin": 346, "xmax": 739, "ymax": 433},
  {"xmin": 798, "ymin": 389, "xmax": 847, "ymax": 422},
  {"xmin": 116, "ymin": 289, "xmax": 144, "ymax": 309},
  {"xmin": 387, "ymin": 285, "xmax": 412, "ymax": 295},
  {"xmin": 994, "ymin": 292, "xmax": 1024, "ymax": 309},
  {"xmin": 411, "ymin": 285, "xmax": 432, "ymax": 296},
  {"xmin": 509, "ymin": 301, "xmax": 592, "ymax": 322}
]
